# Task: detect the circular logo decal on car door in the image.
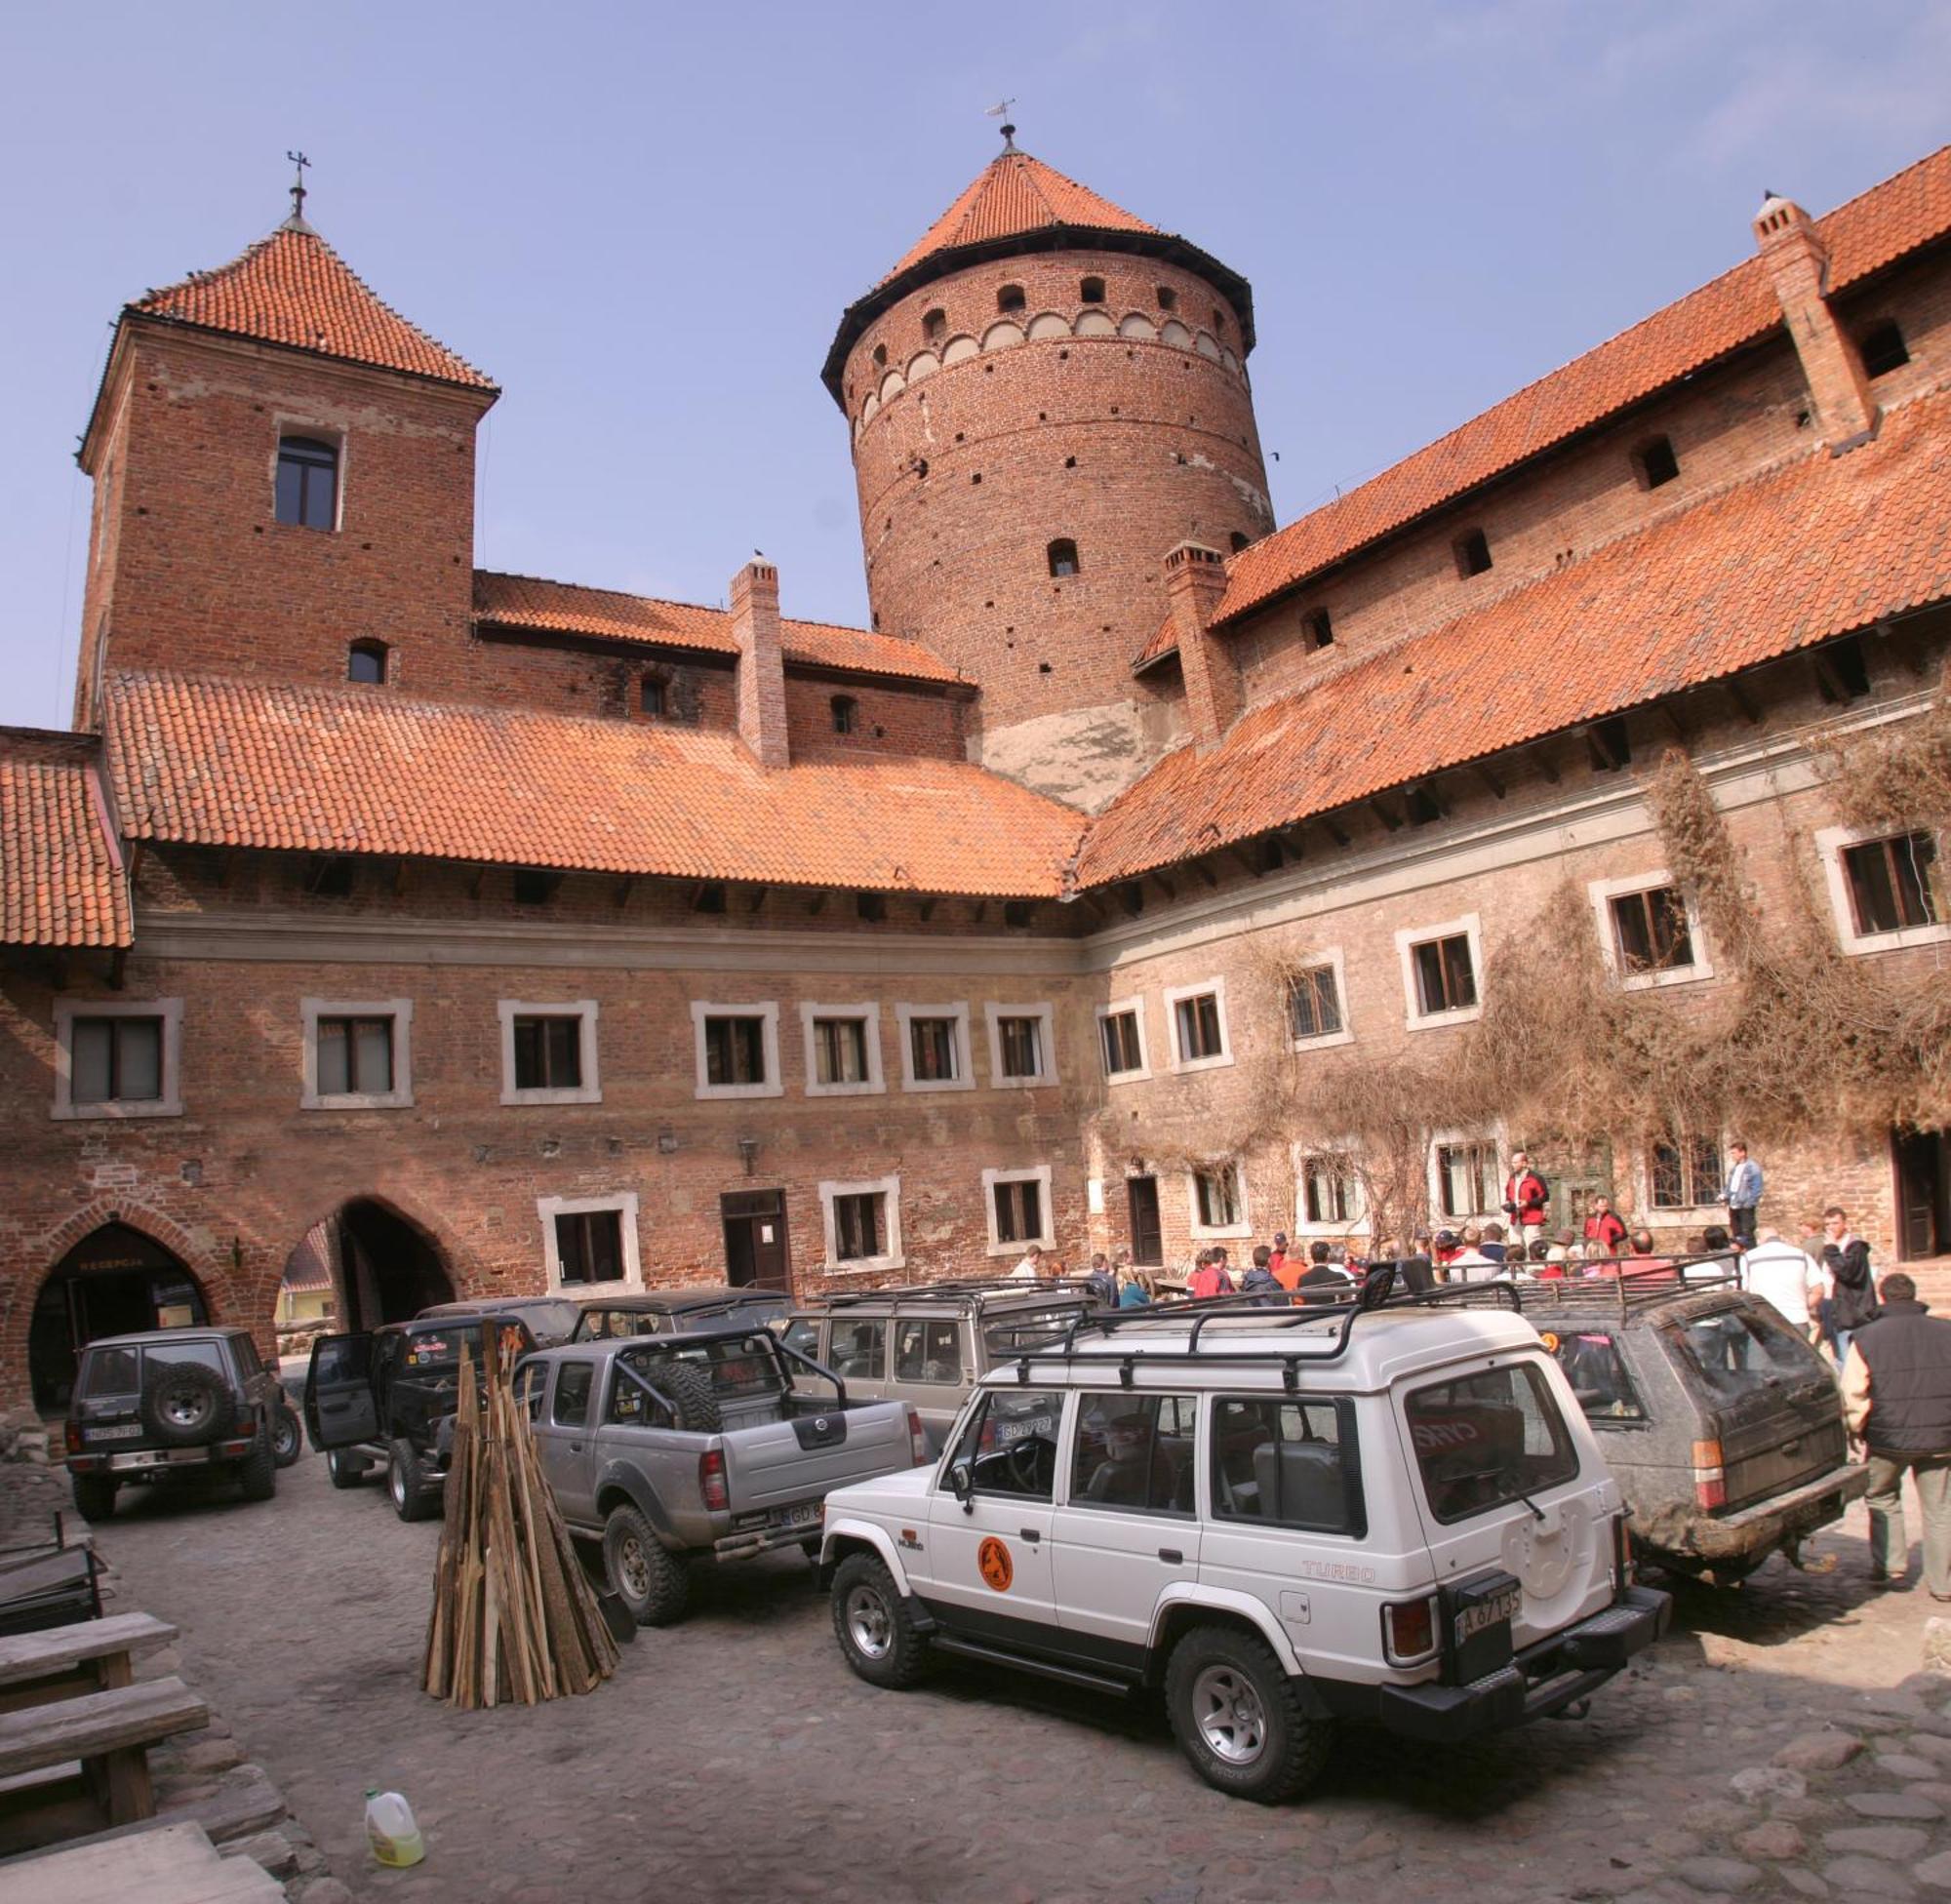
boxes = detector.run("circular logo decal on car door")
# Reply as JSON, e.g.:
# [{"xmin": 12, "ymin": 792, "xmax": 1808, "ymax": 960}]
[{"xmin": 977, "ymin": 1536, "xmax": 1014, "ymax": 1593}]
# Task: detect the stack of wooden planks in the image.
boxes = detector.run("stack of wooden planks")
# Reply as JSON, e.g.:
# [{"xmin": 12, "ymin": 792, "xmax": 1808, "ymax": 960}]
[{"xmin": 420, "ymin": 1328, "xmax": 618, "ymax": 1707}]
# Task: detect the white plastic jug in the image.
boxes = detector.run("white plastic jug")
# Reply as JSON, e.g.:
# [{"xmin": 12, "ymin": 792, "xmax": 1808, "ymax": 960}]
[{"xmin": 365, "ymin": 1788, "xmax": 425, "ymax": 1868}]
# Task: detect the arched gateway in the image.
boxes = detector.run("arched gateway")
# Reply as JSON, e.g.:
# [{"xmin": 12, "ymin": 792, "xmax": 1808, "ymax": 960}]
[{"xmin": 27, "ymin": 1223, "xmax": 208, "ymax": 1413}]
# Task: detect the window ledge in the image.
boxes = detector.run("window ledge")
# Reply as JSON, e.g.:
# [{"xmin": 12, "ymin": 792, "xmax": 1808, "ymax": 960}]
[
  {"xmin": 301, "ymin": 1091, "xmax": 415, "ymax": 1112},
  {"xmin": 1619, "ymin": 962, "xmax": 1715, "ymax": 993},
  {"xmin": 1102, "ymin": 1065, "xmax": 1150, "ymax": 1086},
  {"xmin": 500, "ymin": 1086, "xmax": 604, "ymax": 1107},
  {"xmin": 1188, "ymin": 1221, "xmax": 1253, "ymax": 1242},
  {"xmin": 1290, "ymin": 1028, "xmax": 1355, "ymax": 1053},
  {"xmin": 1406, "ymin": 1006, "xmax": 1482, "ymax": 1033},
  {"xmin": 823, "ymin": 1255, "xmax": 906, "ymax": 1277},
  {"xmin": 806, "ymin": 1080, "xmax": 888, "ymax": 1099},
  {"xmin": 1839, "ymin": 922, "xmax": 1951, "ymax": 958},
  {"xmin": 1170, "ymin": 1052, "xmax": 1234, "ymax": 1077},
  {"xmin": 901, "ymin": 1075, "xmax": 976, "ymax": 1093},
  {"xmin": 52, "ymin": 1097, "xmax": 182, "ymax": 1122},
  {"xmin": 993, "ymin": 1073, "xmax": 1056, "ymax": 1091},
  {"xmin": 694, "ymin": 1081, "xmax": 785, "ymax": 1101}
]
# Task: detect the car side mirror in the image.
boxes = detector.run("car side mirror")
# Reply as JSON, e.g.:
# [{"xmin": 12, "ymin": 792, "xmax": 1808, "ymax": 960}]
[{"xmin": 947, "ymin": 1458, "xmax": 975, "ymax": 1513}]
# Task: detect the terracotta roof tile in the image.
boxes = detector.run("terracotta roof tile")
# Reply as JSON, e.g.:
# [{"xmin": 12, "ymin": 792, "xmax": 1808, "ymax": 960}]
[
  {"xmin": 1132, "ymin": 615, "xmax": 1178, "ymax": 674},
  {"xmin": 1219, "ymin": 144, "xmax": 1951, "ymax": 625},
  {"xmin": 0, "ymin": 731, "xmax": 132, "ymax": 948},
  {"xmin": 1077, "ymin": 385, "xmax": 1951, "ymax": 888},
  {"xmin": 102, "ymin": 673, "xmax": 1080, "ymax": 897},
  {"xmin": 472, "ymin": 572, "xmax": 967, "ymax": 686},
  {"xmin": 887, "ymin": 149, "xmax": 1158, "ymax": 282},
  {"xmin": 129, "ymin": 221, "xmax": 494, "ymax": 391}
]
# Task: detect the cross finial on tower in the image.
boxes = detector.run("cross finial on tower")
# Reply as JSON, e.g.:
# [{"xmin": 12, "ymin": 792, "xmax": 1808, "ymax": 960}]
[
  {"xmin": 985, "ymin": 99, "xmax": 1018, "ymax": 152},
  {"xmin": 285, "ymin": 150, "xmax": 311, "ymax": 224}
]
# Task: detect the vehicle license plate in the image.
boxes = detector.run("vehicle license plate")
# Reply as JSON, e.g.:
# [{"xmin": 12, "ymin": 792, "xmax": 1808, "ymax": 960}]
[
  {"xmin": 1456, "ymin": 1585, "xmax": 1522, "ymax": 1642},
  {"xmin": 779, "ymin": 1502, "xmax": 820, "ymax": 1528},
  {"xmin": 87, "ymin": 1425, "xmax": 143, "ymax": 1443}
]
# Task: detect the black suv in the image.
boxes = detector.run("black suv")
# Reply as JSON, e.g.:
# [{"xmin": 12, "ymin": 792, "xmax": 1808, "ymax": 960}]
[
  {"xmin": 303, "ymin": 1309, "xmax": 539, "ymax": 1521},
  {"xmin": 63, "ymin": 1328, "xmax": 284, "ymax": 1522}
]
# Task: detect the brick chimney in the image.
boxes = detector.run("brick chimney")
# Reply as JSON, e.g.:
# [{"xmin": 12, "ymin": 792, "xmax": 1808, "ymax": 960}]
[
  {"xmin": 1753, "ymin": 192, "xmax": 1878, "ymax": 450},
  {"xmin": 1165, "ymin": 542, "xmax": 1239, "ymax": 752},
  {"xmin": 730, "ymin": 560, "xmax": 788, "ymax": 770}
]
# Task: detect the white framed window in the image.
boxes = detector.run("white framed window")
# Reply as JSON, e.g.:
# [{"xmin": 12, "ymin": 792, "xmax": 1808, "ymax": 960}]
[
  {"xmin": 1587, "ymin": 873, "xmax": 1712, "ymax": 990},
  {"xmin": 690, "ymin": 1000, "xmax": 783, "ymax": 1099},
  {"xmin": 300, "ymin": 997, "xmax": 414, "ymax": 1110},
  {"xmin": 498, "ymin": 1000, "xmax": 601, "ymax": 1106},
  {"xmin": 982, "ymin": 1165, "xmax": 1055, "ymax": 1254},
  {"xmin": 817, "ymin": 1174, "xmax": 905, "ymax": 1274},
  {"xmin": 1286, "ymin": 949, "xmax": 1353, "ymax": 1051},
  {"xmin": 53, "ymin": 998, "xmax": 183, "ymax": 1120},
  {"xmin": 1291, "ymin": 1144, "xmax": 1368, "ymax": 1236},
  {"xmin": 1815, "ymin": 825, "xmax": 1949, "ymax": 956},
  {"xmin": 1186, "ymin": 1159, "xmax": 1252, "ymax": 1240},
  {"xmin": 800, "ymin": 1002, "xmax": 885, "ymax": 1097},
  {"xmin": 538, "ymin": 1192, "xmax": 642, "ymax": 1293},
  {"xmin": 1396, "ymin": 915, "xmax": 1483, "ymax": 1028},
  {"xmin": 1163, "ymin": 977, "xmax": 1232, "ymax": 1074},
  {"xmin": 1429, "ymin": 1133, "xmax": 1500, "ymax": 1222},
  {"xmin": 985, "ymin": 1002, "xmax": 1056, "ymax": 1088},
  {"xmin": 1642, "ymin": 1135, "xmax": 1725, "ymax": 1213},
  {"xmin": 1096, "ymin": 997, "xmax": 1149, "ymax": 1083},
  {"xmin": 894, "ymin": 1002, "xmax": 974, "ymax": 1092}
]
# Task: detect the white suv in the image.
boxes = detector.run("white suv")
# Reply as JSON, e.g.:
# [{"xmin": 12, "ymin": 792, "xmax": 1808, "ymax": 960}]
[{"xmin": 818, "ymin": 1291, "xmax": 1670, "ymax": 1803}]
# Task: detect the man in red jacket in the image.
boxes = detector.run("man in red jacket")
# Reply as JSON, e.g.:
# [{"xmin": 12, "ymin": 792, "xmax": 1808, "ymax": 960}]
[
  {"xmin": 1502, "ymin": 1151, "xmax": 1550, "ymax": 1245},
  {"xmin": 1584, "ymin": 1196, "xmax": 1629, "ymax": 1256}
]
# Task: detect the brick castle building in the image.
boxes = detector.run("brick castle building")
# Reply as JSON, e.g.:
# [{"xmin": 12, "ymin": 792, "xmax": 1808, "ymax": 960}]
[{"xmin": 2, "ymin": 132, "xmax": 1947, "ymax": 1409}]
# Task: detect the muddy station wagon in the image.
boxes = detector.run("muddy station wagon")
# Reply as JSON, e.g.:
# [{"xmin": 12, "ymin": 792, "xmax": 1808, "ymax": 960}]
[{"xmin": 819, "ymin": 1288, "xmax": 1669, "ymax": 1802}]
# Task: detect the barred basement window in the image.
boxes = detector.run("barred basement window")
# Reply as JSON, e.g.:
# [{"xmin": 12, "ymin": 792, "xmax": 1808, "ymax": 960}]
[
  {"xmin": 554, "ymin": 1210, "xmax": 624, "ymax": 1286},
  {"xmin": 703, "ymin": 1015, "xmax": 769, "ymax": 1087},
  {"xmin": 1634, "ymin": 435, "xmax": 1680, "ymax": 490},
  {"xmin": 1454, "ymin": 528, "xmax": 1493, "ymax": 577},
  {"xmin": 992, "ymin": 1175, "xmax": 1043, "ymax": 1246},
  {"xmin": 832, "ymin": 1191, "xmax": 884, "ymax": 1262},
  {"xmin": 347, "ymin": 640, "xmax": 387, "ymax": 684},
  {"xmin": 316, "ymin": 1016, "xmax": 394, "ymax": 1096},
  {"xmin": 831, "ymin": 695, "xmax": 858, "ymax": 734},
  {"xmin": 997, "ymin": 284, "xmax": 1026, "ymax": 313},
  {"xmin": 1287, "ymin": 966, "xmax": 1343, "ymax": 1041},
  {"xmin": 1858, "ymin": 321, "xmax": 1909, "ymax": 378},
  {"xmin": 1047, "ymin": 538, "xmax": 1079, "ymax": 578},
  {"xmin": 1651, "ymin": 1136, "xmax": 1723, "ymax": 1210},
  {"xmin": 513, "ymin": 1015, "xmax": 581, "ymax": 1091},
  {"xmin": 275, "ymin": 435, "xmax": 338, "ymax": 531},
  {"xmin": 1609, "ymin": 886, "xmax": 1695, "ymax": 974},
  {"xmin": 1843, "ymin": 832, "xmax": 1940, "ymax": 936},
  {"xmin": 70, "ymin": 1015, "xmax": 163, "ymax": 1106}
]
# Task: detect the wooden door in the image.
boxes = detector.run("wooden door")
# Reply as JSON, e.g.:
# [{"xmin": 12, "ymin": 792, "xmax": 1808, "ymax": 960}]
[
  {"xmin": 1127, "ymin": 1176, "xmax": 1163, "ymax": 1266},
  {"xmin": 1894, "ymin": 1130, "xmax": 1950, "ymax": 1259},
  {"xmin": 721, "ymin": 1190, "xmax": 791, "ymax": 1290}
]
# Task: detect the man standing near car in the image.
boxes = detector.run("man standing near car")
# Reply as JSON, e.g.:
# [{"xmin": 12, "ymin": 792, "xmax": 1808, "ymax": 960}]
[
  {"xmin": 1724, "ymin": 1142, "xmax": 1764, "ymax": 1249},
  {"xmin": 1843, "ymin": 1274, "xmax": 1951, "ymax": 1600},
  {"xmin": 1739, "ymin": 1229, "xmax": 1824, "ymax": 1339}
]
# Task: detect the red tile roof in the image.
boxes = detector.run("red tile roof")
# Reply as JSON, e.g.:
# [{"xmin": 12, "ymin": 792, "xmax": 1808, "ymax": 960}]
[
  {"xmin": 0, "ymin": 731, "xmax": 132, "ymax": 948},
  {"xmin": 473, "ymin": 573, "xmax": 968, "ymax": 686},
  {"xmin": 1219, "ymin": 144, "xmax": 1951, "ymax": 627},
  {"xmin": 1077, "ymin": 384, "xmax": 1951, "ymax": 889},
  {"xmin": 1132, "ymin": 615, "xmax": 1178, "ymax": 674},
  {"xmin": 101, "ymin": 672, "xmax": 1081, "ymax": 897},
  {"xmin": 128, "ymin": 221, "xmax": 494, "ymax": 391},
  {"xmin": 886, "ymin": 148, "xmax": 1158, "ymax": 282}
]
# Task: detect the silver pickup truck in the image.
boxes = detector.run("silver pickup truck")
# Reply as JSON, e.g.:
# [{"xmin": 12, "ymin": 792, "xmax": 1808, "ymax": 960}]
[{"xmin": 515, "ymin": 1326, "xmax": 925, "ymax": 1626}]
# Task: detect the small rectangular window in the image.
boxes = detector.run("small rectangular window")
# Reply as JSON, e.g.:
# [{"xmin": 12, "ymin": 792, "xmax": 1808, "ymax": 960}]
[
  {"xmin": 1305, "ymin": 609, "xmax": 1334, "ymax": 649},
  {"xmin": 1858, "ymin": 321, "xmax": 1909, "ymax": 379},
  {"xmin": 1454, "ymin": 528, "xmax": 1493, "ymax": 577},
  {"xmin": 992, "ymin": 1177, "xmax": 1043, "ymax": 1247},
  {"xmin": 1843, "ymin": 833, "xmax": 1940, "ymax": 936},
  {"xmin": 1636, "ymin": 436, "xmax": 1680, "ymax": 489},
  {"xmin": 513, "ymin": 868, "xmax": 561, "ymax": 906},
  {"xmin": 1412, "ymin": 934, "xmax": 1477, "ymax": 1015},
  {"xmin": 1210, "ymin": 1397, "xmax": 1362, "ymax": 1534},
  {"xmin": 1587, "ymin": 716, "xmax": 1631, "ymax": 772},
  {"xmin": 70, "ymin": 1015, "xmax": 163, "ymax": 1105},
  {"xmin": 814, "ymin": 1016, "xmax": 871, "ymax": 1087},
  {"xmin": 704, "ymin": 1015, "xmax": 769, "ymax": 1086},
  {"xmin": 275, "ymin": 435, "xmax": 338, "ymax": 531},
  {"xmin": 1174, "ymin": 991, "xmax": 1223, "ymax": 1062},
  {"xmin": 1302, "ymin": 1155, "xmax": 1357, "ymax": 1226},
  {"xmin": 1287, "ymin": 966, "xmax": 1343, "ymax": 1041},
  {"xmin": 1100, "ymin": 1009, "xmax": 1143, "ymax": 1077},
  {"xmin": 552, "ymin": 1363, "xmax": 594, "ymax": 1427},
  {"xmin": 1194, "ymin": 1165, "xmax": 1242, "ymax": 1229},
  {"xmin": 316, "ymin": 1016, "xmax": 394, "ymax": 1095},
  {"xmin": 555, "ymin": 1210, "xmax": 624, "ymax": 1286},
  {"xmin": 1436, "ymin": 1140, "xmax": 1498, "ymax": 1219},
  {"xmin": 1071, "ymin": 1393, "xmax": 1196, "ymax": 1516},
  {"xmin": 895, "ymin": 1320, "xmax": 963, "ymax": 1385},
  {"xmin": 997, "ymin": 1015, "xmax": 1043, "ymax": 1079},
  {"xmin": 1609, "ymin": 886, "xmax": 1695, "ymax": 974},
  {"xmin": 513, "ymin": 1015, "xmax": 582, "ymax": 1091},
  {"xmin": 908, "ymin": 1016, "xmax": 960, "ymax": 1083},
  {"xmin": 1816, "ymin": 635, "xmax": 1872, "ymax": 704},
  {"xmin": 833, "ymin": 1192, "xmax": 885, "ymax": 1262}
]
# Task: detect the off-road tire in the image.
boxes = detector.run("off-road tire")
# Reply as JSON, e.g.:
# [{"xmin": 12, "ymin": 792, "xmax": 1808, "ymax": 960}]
[
  {"xmin": 648, "ymin": 1360, "xmax": 721, "ymax": 1433},
  {"xmin": 387, "ymin": 1440, "xmax": 439, "ymax": 1523},
  {"xmin": 139, "ymin": 1362, "xmax": 235, "ymax": 1447},
  {"xmin": 1165, "ymin": 1624, "xmax": 1333, "ymax": 1805},
  {"xmin": 271, "ymin": 1405, "xmax": 303, "ymax": 1468},
  {"xmin": 70, "ymin": 1473, "xmax": 117, "ymax": 1524},
  {"xmin": 237, "ymin": 1424, "xmax": 277, "ymax": 1502},
  {"xmin": 602, "ymin": 1503, "xmax": 690, "ymax": 1626},
  {"xmin": 326, "ymin": 1448, "xmax": 365, "ymax": 1489},
  {"xmin": 830, "ymin": 1552, "xmax": 930, "ymax": 1689}
]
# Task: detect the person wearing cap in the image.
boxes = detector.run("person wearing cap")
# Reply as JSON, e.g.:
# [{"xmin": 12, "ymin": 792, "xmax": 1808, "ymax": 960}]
[{"xmin": 1267, "ymin": 1231, "xmax": 1292, "ymax": 1279}]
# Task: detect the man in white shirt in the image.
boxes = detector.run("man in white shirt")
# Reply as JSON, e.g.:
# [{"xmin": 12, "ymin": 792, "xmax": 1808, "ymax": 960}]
[
  {"xmin": 1739, "ymin": 1229, "xmax": 1824, "ymax": 1337},
  {"xmin": 1009, "ymin": 1244, "xmax": 1045, "ymax": 1281}
]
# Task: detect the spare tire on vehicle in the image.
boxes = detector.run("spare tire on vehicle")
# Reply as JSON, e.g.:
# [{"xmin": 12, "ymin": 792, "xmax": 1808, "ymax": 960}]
[
  {"xmin": 139, "ymin": 1362, "xmax": 234, "ymax": 1447},
  {"xmin": 646, "ymin": 1359, "xmax": 721, "ymax": 1434}
]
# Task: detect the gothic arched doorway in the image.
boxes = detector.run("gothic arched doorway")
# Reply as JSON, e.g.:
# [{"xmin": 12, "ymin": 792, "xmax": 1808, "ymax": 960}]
[
  {"xmin": 329, "ymin": 1199, "xmax": 455, "ymax": 1332},
  {"xmin": 28, "ymin": 1224, "xmax": 209, "ymax": 1414}
]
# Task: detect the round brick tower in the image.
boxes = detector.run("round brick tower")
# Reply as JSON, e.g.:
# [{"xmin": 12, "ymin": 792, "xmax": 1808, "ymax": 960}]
[{"xmin": 824, "ymin": 132, "xmax": 1271, "ymax": 808}]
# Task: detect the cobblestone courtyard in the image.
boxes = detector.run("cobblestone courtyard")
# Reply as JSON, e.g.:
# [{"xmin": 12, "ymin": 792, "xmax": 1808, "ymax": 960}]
[{"xmin": 72, "ymin": 1454, "xmax": 1951, "ymax": 1903}]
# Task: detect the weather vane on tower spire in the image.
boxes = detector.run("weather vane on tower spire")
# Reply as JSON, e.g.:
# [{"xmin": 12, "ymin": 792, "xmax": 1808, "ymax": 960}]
[
  {"xmin": 285, "ymin": 150, "xmax": 311, "ymax": 225},
  {"xmin": 984, "ymin": 99, "xmax": 1018, "ymax": 152}
]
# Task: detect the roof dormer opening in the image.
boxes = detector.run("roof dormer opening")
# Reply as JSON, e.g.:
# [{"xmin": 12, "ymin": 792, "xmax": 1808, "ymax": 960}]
[
  {"xmin": 1305, "ymin": 610, "xmax": 1334, "ymax": 650},
  {"xmin": 1633, "ymin": 435, "xmax": 1680, "ymax": 490},
  {"xmin": 1858, "ymin": 321, "xmax": 1910, "ymax": 378},
  {"xmin": 1453, "ymin": 528, "xmax": 1493, "ymax": 578}
]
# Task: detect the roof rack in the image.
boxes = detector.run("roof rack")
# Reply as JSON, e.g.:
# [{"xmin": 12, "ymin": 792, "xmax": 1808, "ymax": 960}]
[
  {"xmin": 1480, "ymin": 1254, "xmax": 1744, "ymax": 1322},
  {"xmin": 815, "ymin": 1277, "xmax": 1098, "ymax": 1313}
]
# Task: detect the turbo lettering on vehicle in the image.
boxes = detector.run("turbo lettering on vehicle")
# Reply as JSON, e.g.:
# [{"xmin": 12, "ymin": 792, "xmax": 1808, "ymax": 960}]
[
  {"xmin": 1295, "ymin": 1558, "xmax": 1377, "ymax": 1584},
  {"xmin": 977, "ymin": 1535, "xmax": 1014, "ymax": 1592}
]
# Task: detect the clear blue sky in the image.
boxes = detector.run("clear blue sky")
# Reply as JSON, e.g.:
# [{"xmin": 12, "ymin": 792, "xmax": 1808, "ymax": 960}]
[{"xmin": 1, "ymin": 1, "xmax": 1945, "ymax": 730}]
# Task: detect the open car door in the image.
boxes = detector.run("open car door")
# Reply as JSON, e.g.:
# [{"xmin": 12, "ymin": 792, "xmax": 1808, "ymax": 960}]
[{"xmin": 304, "ymin": 1332, "xmax": 380, "ymax": 1449}]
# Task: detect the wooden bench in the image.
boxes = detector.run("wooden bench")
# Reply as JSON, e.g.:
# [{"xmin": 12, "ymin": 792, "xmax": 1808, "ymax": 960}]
[
  {"xmin": 0, "ymin": 1615, "xmax": 206, "ymax": 1853},
  {"xmin": 3, "ymin": 1817, "xmax": 283, "ymax": 1902}
]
